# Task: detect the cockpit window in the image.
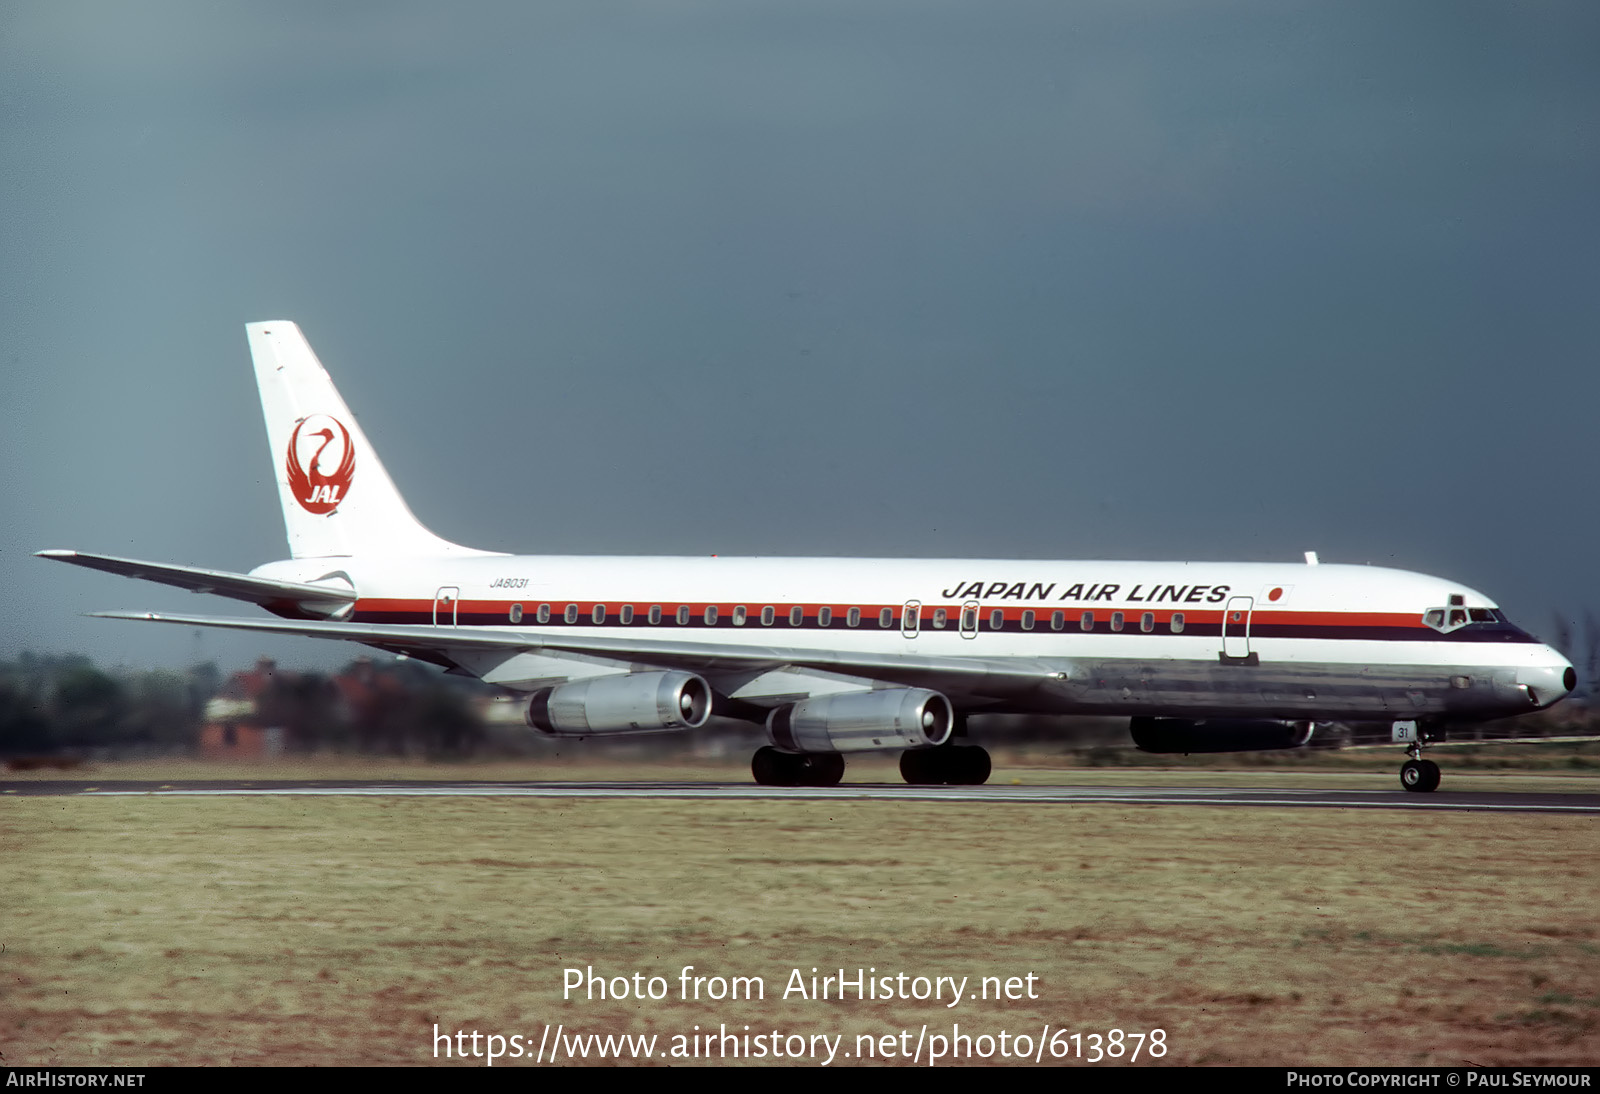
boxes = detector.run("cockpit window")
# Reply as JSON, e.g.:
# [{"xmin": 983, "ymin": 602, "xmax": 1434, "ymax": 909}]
[{"xmin": 1423, "ymin": 603, "xmax": 1503, "ymax": 633}]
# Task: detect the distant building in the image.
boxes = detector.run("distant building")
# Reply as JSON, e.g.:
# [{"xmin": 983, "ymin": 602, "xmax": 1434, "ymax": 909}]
[{"xmin": 199, "ymin": 657, "xmax": 286, "ymax": 759}]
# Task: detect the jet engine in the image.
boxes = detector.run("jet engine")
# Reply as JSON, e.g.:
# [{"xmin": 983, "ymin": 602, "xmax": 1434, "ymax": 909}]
[
  {"xmin": 526, "ymin": 671, "xmax": 713, "ymax": 735},
  {"xmin": 1129, "ymin": 717, "xmax": 1314, "ymax": 753},
  {"xmin": 767, "ymin": 688, "xmax": 954, "ymax": 754}
]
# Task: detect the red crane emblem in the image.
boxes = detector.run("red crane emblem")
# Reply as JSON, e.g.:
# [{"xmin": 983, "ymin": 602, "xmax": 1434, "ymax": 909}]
[{"xmin": 286, "ymin": 416, "xmax": 356, "ymax": 515}]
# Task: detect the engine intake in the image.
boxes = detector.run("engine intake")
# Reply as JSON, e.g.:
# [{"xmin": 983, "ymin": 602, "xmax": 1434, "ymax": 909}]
[
  {"xmin": 767, "ymin": 689, "xmax": 954, "ymax": 754},
  {"xmin": 1130, "ymin": 717, "xmax": 1314, "ymax": 754},
  {"xmin": 526, "ymin": 671, "xmax": 712, "ymax": 735}
]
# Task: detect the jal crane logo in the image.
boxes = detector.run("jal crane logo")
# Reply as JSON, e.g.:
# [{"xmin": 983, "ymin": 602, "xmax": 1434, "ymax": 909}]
[{"xmin": 285, "ymin": 415, "xmax": 356, "ymax": 514}]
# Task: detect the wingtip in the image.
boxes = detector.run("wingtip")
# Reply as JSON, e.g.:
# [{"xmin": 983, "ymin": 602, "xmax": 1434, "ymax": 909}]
[{"xmin": 35, "ymin": 549, "xmax": 77, "ymax": 560}]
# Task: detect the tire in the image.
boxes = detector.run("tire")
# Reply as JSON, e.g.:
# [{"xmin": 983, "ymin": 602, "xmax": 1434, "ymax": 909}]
[
  {"xmin": 752, "ymin": 746, "xmax": 786, "ymax": 786},
  {"xmin": 1400, "ymin": 759, "xmax": 1440, "ymax": 793},
  {"xmin": 903, "ymin": 746, "xmax": 993, "ymax": 786},
  {"xmin": 900, "ymin": 749, "xmax": 932, "ymax": 785},
  {"xmin": 1418, "ymin": 759, "xmax": 1441, "ymax": 793},
  {"xmin": 957, "ymin": 746, "xmax": 992, "ymax": 786},
  {"xmin": 807, "ymin": 753, "xmax": 845, "ymax": 787}
]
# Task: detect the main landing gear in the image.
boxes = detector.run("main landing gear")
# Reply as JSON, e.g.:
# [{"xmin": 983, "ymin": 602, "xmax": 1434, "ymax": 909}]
[
  {"xmin": 900, "ymin": 744, "xmax": 992, "ymax": 786},
  {"xmin": 749, "ymin": 744, "xmax": 994, "ymax": 787},
  {"xmin": 1394, "ymin": 720, "xmax": 1443, "ymax": 793},
  {"xmin": 751, "ymin": 746, "xmax": 845, "ymax": 787}
]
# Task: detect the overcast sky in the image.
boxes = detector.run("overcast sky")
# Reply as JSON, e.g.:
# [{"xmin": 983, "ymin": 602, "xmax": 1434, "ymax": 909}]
[{"xmin": 3, "ymin": 2, "xmax": 1597, "ymax": 672}]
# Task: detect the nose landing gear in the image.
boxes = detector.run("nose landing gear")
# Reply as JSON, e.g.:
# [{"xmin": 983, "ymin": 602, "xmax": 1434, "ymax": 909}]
[{"xmin": 1393, "ymin": 720, "xmax": 1443, "ymax": 793}]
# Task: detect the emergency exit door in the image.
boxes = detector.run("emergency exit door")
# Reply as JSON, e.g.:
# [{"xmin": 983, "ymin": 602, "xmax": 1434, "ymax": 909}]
[
  {"xmin": 1221, "ymin": 596, "xmax": 1253, "ymax": 661},
  {"xmin": 434, "ymin": 586, "xmax": 459, "ymax": 626}
]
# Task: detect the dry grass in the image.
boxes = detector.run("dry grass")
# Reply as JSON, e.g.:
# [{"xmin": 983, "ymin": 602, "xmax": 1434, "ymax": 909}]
[
  {"xmin": 6, "ymin": 751, "xmax": 1599, "ymax": 794},
  {"xmin": 2, "ymin": 790, "xmax": 1596, "ymax": 1067}
]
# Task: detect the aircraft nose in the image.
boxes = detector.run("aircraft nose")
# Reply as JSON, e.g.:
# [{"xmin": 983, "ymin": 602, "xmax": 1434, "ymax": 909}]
[{"xmin": 1517, "ymin": 652, "xmax": 1577, "ymax": 709}]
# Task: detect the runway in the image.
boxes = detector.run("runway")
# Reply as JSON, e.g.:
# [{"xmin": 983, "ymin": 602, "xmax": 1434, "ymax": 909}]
[{"xmin": 5, "ymin": 779, "xmax": 1599, "ymax": 813}]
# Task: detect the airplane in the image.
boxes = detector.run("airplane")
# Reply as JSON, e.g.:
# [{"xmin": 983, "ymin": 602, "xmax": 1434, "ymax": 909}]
[{"xmin": 39, "ymin": 322, "xmax": 1576, "ymax": 792}]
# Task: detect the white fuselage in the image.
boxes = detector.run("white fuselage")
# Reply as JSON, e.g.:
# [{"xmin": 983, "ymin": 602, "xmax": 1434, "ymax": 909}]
[{"xmin": 252, "ymin": 554, "xmax": 1572, "ymax": 723}]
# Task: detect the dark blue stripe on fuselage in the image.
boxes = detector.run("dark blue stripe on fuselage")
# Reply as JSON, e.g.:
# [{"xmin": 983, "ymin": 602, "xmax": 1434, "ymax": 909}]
[{"xmin": 352, "ymin": 610, "xmax": 1540, "ymax": 644}]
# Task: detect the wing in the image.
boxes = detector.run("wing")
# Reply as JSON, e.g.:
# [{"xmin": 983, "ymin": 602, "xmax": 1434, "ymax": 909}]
[
  {"xmin": 39, "ymin": 551, "xmax": 357, "ymax": 618},
  {"xmin": 88, "ymin": 610, "xmax": 1071, "ymax": 710}
]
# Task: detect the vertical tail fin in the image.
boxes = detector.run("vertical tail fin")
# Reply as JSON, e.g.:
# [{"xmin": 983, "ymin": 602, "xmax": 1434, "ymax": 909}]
[{"xmin": 247, "ymin": 321, "xmax": 491, "ymax": 559}]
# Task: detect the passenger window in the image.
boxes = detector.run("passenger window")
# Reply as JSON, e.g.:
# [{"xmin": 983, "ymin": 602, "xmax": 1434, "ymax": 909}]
[
  {"xmin": 1021, "ymin": 610, "xmax": 1035, "ymax": 631},
  {"xmin": 819, "ymin": 607, "xmax": 832, "ymax": 627},
  {"xmin": 592, "ymin": 604, "xmax": 606, "ymax": 624},
  {"xmin": 1141, "ymin": 612, "xmax": 1154, "ymax": 633},
  {"xmin": 509, "ymin": 603, "xmax": 523, "ymax": 624},
  {"xmin": 1080, "ymin": 611, "xmax": 1094, "ymax": 631},
  {"xmin": 989, "ymin": 609, "xmax": 1004, "ymax": 630},
  {"xmin": 761, "ymin": 606, "xmax": 775, "ymax": 626},
  {"xmin": 676, "ymin": 605, "xmax": 690, "ymax": 625},
  {"xmin": 704, "ymin": 606, "xmax": 719, "ymax": 625},
  {"xmin": 1171, "ymin": 613, "xmax": 1185, "ymax": 633},
  {"xmin": 789, "ymin": 606, "xmax": 803, "ymax": 626},
  {"xmin": 537, "ymin": 603, "xmax": 551, "ymax": 624},
  {"xmin": 649, "ymin": 605, "xmax": 662, "ymax": 625},
  {"xmin": 1051, "ymin": 610, "xmax": 1064, "ymax": 631},
  {"xmin": 733, "ymin": 605, "xmax": 747, "ymax": 626},
  {"xmin": 620, "ymin": 605, "xmax": 633, "ymax": 624},
  {"xmin": 961, "ymin": 607, "xmax": 977, "ymax": 631},
  {"xmin": 1111, "ymin": 612, "xmax": 1124, "ymax": 632},
  {"xmin": 933, "ymin": 608, "xmax": 948, "ymax": 629},
  {"xmin": 847, "ymin": 607, "xmax": 861, "ymax": 628},
  {"xmin": 564, "ymin": 604, "xmax": 578, "ymax": 624},
  {"xmin": 879, "ymin": 607, "xmax": 893, "ymax": 628}
]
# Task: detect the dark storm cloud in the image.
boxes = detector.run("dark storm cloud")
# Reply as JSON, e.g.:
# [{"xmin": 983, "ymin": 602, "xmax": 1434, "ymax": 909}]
[{"xmin": 3, "ymin": 1, "xmax": 1597, "ymax": 668}]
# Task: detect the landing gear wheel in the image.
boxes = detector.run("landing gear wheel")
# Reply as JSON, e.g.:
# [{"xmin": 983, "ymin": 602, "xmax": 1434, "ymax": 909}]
[
  {"xmin": 753, "ymin": 746, "xmax": 789, "ymax": 787},
  {"xmin": 900, "ymin": 745, "xmax": 992, "ymax": 786},
  {"xmin": 1400, "ymin": 758, "xmax": 1441, "ymax": 793},
  {"xmin": 1400, "ymin": 760, "xmax": 1423, "ymax": 792},
  {"xmin": 900, "ymin": 749, "xmax": 934, "ymax": 785},
  {"xmin": 804, "ymin": 752, "xmax": 845, "ymax": 787},
  {"xmin": 753, "ymin": 748, "xmax": 844, "ymax": 787},
  {"xmin": 1419, "ymin": 759, "xmax": 1441, "ymax": 792},
  {"xmin": 955, "ymin": 746, "xmax": 992, "ymax": 786}
]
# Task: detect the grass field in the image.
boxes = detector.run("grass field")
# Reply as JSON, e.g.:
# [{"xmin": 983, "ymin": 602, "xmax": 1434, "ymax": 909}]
[
  {"xmin": 3, "ymin": 760, "xmax": 1597, "ymax": 1066},
  {"xmin": 3, "ymin": 748, "xmax": 1600, "ymax": 1062}
]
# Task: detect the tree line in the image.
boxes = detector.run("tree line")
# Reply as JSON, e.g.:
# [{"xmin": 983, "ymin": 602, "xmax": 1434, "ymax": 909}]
[{"xmin": 0, "ymin": 653, "xmax": 487, "ymax": 760}]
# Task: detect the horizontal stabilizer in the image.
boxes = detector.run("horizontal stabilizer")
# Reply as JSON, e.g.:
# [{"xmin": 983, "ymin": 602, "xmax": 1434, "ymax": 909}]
[{"xmin": 38, "ymin": 550, "xmax": 357, "ymax": 618}]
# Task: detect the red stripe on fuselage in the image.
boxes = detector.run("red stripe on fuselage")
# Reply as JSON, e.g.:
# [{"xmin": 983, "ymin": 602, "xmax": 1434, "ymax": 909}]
[{"xmin": 351, "ymin": 597, "xmax": 1431, "ymax": 630}]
